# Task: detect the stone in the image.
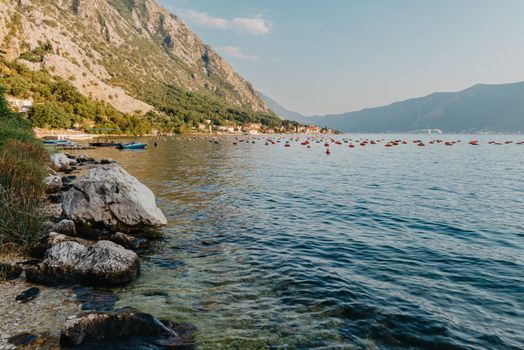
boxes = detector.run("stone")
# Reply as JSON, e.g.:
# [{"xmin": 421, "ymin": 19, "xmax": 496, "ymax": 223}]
[
  {"xmin": 75, "ymin": 241, "xmax": 140, "ymax": 285},
  {"xmin": 30, "ymin": 232, "xmax": 75, "ymax": 258},
  {"xmin": 62, "ymin": 164, "xmax": 167, "ymax": 235},
  {"xmin": 8, "ymin": 333, "xmax": 38, "ymax": 346},
  {"xmin": 50, "ymin": 153, "xmax": 76, "ymax": 171},
  {"xmin": 73, "ymin": 287, "xmax": 119, "ymax": 311},
  {"xmin": 60, "ymin": 310, "xmax": 184, "ymax": 347},
  {"xmin": 64, "ymin": 167, "xmax": 77, "ymax": 174},
  {"xmin": 44, "ymin": 174, "xmax": 63, "ymax": 193},
  {"xmin": 100, "ymin": 158, "xmax": 116, "ymax": 164},
  {"xmin": 77, "ymin": 154, "xmax": 89, "ymax": 163},
  {"xmin": 62, "ymin": 175, "xmax": 77, "ymax": 187},
  {"xmin": 45, "ymin": 203, "xmax": 63, "ymax": 219},
  {"xmin": 15, "ymin": 287, "xmax": 40, "ymax": 302},
  {"xmin": 48, "ymin": 193, "xmax": 64, "ymax": 203},
  {"xmin": 110, "ymin": 232, "xmax": 149, "ymax": 251},
  {"xmin": 53, "ymin": 219, "xmax": 77, "ymax": 236},
  {"xmin": 0, "ymin": 262, "xmax": 23, "ymax": 280},
  {"xmin": 26, "ymin": 241, "xmax": 139, "ymax": 286}
]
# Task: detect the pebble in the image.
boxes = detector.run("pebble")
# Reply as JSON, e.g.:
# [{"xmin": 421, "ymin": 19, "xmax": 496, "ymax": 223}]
[{"xmin": 0, "ymin": 280, "xmax": 81, "ymax": 349}]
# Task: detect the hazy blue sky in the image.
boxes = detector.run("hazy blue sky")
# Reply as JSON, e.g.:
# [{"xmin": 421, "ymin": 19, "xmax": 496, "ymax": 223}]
[{"xmin": 159, "ymin": 0, "xmax": 524, "ymax": 116}]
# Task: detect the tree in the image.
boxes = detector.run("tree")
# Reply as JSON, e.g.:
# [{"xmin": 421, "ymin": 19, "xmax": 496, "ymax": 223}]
[{"xmin": 28, "ymin": 102, "xmax": 72, "ymax": 129}]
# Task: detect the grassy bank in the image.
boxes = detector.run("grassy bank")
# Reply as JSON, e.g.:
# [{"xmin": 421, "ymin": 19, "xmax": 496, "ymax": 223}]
[{"xmin": 0, "ymin": 86, "xmax": 48, "ymax": 251}]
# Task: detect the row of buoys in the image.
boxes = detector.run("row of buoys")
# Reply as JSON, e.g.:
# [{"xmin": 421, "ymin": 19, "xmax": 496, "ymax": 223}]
[
  {"xmin": 179, "ymin": 134, "xmax": 524, "ymax": 146},
  {"xmin": 219, "ymin": 136, "xmax": 524, "ymax": 151}
]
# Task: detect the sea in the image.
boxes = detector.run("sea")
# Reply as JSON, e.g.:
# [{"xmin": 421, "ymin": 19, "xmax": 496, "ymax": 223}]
[{"xmin": 79, "ymin": 134, "xmax": 523, "ymax": 350}]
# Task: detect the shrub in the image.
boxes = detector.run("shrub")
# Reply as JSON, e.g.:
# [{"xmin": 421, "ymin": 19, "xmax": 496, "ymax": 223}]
[
  {"xmin": 28, "ymin": 101, "xmax": 74, "ymax": 129},
  {"xmin": 0, "ymin": 88, "xmax": 49, "ymax": 250}
]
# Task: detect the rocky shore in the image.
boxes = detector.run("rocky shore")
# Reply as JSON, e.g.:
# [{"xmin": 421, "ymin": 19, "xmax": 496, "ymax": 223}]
[{"xmin": 0, "ymin": 153, "xmax": 195, "ymax": 349}]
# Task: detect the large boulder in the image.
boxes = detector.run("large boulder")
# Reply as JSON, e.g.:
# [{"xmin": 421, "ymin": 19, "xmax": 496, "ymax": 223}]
[
  {"xmin": 50, "ymin": 153, "xmax": 76, "ymax": 172},
  {"xmin": 26, "ymin": 241, "xmax": 139, "ymax": 286},
  {"xmin": 62, "ymin": 164, "xmax": 167, "ymax": 236},
  {"xmin": 60, "ymin": 310, "xmax": 195, "ymax": 348}
]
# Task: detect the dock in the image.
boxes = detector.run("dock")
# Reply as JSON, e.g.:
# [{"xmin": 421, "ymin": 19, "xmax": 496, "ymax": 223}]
[{"xmin": 58, "ymin": 146, "xmax": 96, "ymax": 150}]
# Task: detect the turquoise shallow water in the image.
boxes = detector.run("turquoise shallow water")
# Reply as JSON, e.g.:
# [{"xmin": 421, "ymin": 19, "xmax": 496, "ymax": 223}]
[{"xmin": 80, "ymin": 135, "xmax": 523, "ymax": 349}]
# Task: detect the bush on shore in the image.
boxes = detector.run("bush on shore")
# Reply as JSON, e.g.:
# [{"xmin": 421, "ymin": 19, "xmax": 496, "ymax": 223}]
[{"xmin": 0, "ymin": 86, "xmax": 48, "ymax": 251}]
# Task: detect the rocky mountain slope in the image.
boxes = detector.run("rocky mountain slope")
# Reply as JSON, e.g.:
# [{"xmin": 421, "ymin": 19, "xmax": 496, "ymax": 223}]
[
  {"xmin": 276, "ymin": 82, "xmax": 524, "ymax": 133},
  {"xmin": 0, "ymin": 0, "xmax": 268, "ymax": 115}
]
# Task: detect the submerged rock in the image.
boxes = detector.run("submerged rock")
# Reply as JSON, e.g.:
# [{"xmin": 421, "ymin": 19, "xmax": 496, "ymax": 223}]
[
  {"xmin": 26, "ymin": 241, "xmax": 139, "ymax": 286},
  {"xmin": 73, "ymin": 287, "xmax": 119, "ymax": 312},
  {"xmin": 110, "ymin": 232, "xmax": 150, "ymax": 251},
  {"xmin": 62, "ymin": 164, "xmax": 167, "ymax": 236},
  {"xmin": 60, "ymin": 310, "xmax": 181, "ymax": 346},
  {"xmin": 15, "ymin": 287, "xmax": 40, "ymax": 302},
  {"xmin": 8, "ymin": 332, "xmax": 38, "ymax": 346}
]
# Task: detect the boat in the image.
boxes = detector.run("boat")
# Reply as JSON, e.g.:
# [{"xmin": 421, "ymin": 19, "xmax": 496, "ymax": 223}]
[
  {"xmin": 42, "ymin": 138, "xmax": 69, "ymax": 145},
  {"xmin": 43, "ymin": 139, "xmax": 77, "ymax": 147},
  {"xmin": 43, "ymin": 139, "xmax": 62, "ymax": 145},
  {"xmin": 117, "ymin": 142, "xmax": 147, "ymax": 150}
]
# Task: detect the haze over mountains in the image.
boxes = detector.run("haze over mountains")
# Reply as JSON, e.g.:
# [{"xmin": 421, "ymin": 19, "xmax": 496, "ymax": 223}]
[{"xmin": 263, "ymin": 82, "xmax": 524, "ymax": 133}]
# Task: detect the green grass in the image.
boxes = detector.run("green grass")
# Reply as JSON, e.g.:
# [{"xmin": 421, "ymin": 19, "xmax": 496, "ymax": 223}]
[{"xmin": 0, "ymin": 87, "xmax": 49, "ymax": 251}]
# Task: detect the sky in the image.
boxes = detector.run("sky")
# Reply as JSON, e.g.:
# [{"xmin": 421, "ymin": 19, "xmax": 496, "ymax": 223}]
[{"xmin": 159, "ymin": 0, "xmax": 524, "ymax": 116}]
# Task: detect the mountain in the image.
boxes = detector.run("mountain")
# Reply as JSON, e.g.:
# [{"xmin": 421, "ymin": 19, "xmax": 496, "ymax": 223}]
[
  {"xmin": 259, "ymin": 92, "xmax": 306, "ymax": 121},
  {"xmin": 293, "ymin": 82, "xmax": 524, "ymax": 133},
  {"xmin": 0, "ymin": 0, "xmax": 278, "ymax": 133}
]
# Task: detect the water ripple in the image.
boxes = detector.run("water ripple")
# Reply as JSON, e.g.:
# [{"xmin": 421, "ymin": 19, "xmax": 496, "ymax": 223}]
[{"xmin": 82, "ymin": 135, "xmax": 523, "ymax": 350}]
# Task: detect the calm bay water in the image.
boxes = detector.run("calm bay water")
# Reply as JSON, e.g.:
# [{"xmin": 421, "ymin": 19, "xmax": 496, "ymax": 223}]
[{"xmin": 80, "ymin": 135, "xmax": 523, "ymax": 350}]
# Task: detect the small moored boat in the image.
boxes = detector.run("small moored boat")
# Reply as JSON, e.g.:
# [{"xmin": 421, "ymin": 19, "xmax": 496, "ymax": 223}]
[{"xmin": 117, "ymin": 142, "xmax": 147, "ymax": 150}]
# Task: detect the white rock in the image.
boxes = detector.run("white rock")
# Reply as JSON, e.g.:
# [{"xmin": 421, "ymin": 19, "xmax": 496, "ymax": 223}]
[
  {"xmin": 62, "ymin": 164, "xmax": 167, "ymax": 234},
  {"xmin": 50, "ymin": 153, "xmax": 76, "ymax": 171},
  {"xmin": 26, "ymin": 241, "xmax": 139, "ymax": 286},
  {"xmin": 44, "ymin": 174, "xmax": 63, "ymax": 193}
]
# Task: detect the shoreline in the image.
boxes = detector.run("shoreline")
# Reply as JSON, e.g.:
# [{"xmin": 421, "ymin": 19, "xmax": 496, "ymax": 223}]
[
  {"xmin": 33, "ymin": 128, "xmax": 338, "ymax": 140},
  {"xmin": 0, "ymin": 152, "xmax": 191, "ymax": 349}
]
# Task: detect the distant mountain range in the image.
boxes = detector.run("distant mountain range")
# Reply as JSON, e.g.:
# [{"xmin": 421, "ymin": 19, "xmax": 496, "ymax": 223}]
[
  {"xmin": 262, "ymin": 81, "xmax": 524, "ymax": 133},
  {"xmin": 259, "ymin": 93, "xmax": 305, "ymax": 122}
]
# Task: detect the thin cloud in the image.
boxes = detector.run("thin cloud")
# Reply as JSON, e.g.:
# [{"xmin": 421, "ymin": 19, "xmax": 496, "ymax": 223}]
[
  {"xmin": 218, "ymin": 46, "xmax": 259, "ymax": 61},
  {"xmin": 179, "ymin": 9, "xmax": 271, "ymax": 35}
]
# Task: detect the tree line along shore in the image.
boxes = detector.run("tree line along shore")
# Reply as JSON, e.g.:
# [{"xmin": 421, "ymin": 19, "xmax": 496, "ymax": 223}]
[{"xmin": 0, "ymin": 58, "xmax": 303, "ymax": 136}]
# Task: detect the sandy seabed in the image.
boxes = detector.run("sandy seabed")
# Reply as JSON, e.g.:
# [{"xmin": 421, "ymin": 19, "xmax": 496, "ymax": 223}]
[{"xmin": 0, "ymin": 279, "xmax": 81, "ymax": 349}]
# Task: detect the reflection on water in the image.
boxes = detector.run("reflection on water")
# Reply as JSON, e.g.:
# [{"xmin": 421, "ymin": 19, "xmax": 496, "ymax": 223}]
[{"xmin": 75, "ymin": 135, "xmax": 524, "ymax": 350}]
